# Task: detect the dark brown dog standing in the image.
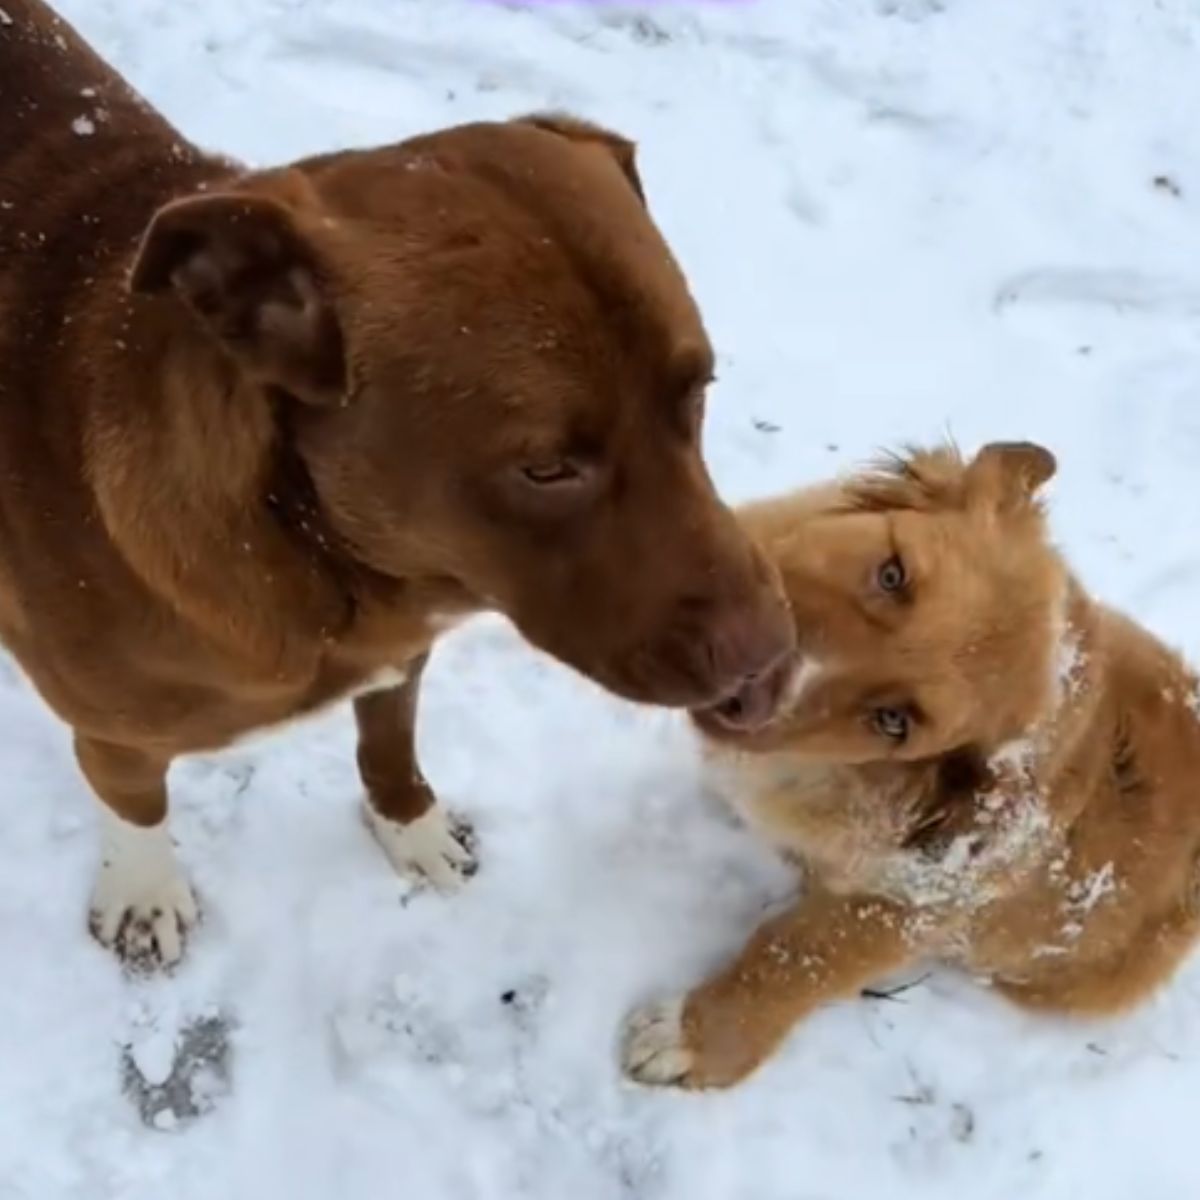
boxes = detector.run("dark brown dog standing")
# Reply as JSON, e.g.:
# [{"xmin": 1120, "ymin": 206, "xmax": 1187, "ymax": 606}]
[{"xmin": 0, "ymin": 0, "xmax": 794, "ymax": 969}]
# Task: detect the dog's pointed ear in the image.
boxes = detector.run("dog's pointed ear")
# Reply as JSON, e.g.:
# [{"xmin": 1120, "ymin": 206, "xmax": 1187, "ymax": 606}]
[
  {"xmin": 518, "ymin": 112, "xmax": 645, "ymax": 204},
  {"xmin": 130, "ymin": 175, "xmax": 345, "ymax": 405},
  {"xmin": 966, "ymin": 441, "xmax": 1056, "ymax": 513}
]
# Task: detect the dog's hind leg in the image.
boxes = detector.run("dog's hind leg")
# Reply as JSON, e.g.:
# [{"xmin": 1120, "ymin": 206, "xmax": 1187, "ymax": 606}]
[
  {"xmin": 996, "ymin": 901, "xmax": 1200, "ymax": 1017},
  {"xmin": 75, "ymin": 736, "xmax": 198, "ymax": 972},
  {"xmin": 355, "ymin": 654, "xmax": 477, "ymax": 892}
]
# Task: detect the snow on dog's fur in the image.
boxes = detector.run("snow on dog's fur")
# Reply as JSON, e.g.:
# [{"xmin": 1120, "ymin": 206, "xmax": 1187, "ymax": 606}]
[{"xmin": 624, "ymin": 442, "xmax": 1200, "ymax": 1089}]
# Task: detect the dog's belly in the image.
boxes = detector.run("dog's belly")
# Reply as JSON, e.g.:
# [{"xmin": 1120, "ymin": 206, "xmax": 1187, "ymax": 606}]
[
  {"xmin": 0, "ymin": 607, "xmax": 425, "ymax": 755},
  {"xmin": 211, "ymin": 665, "xmax": 413, "ymax": 755}
]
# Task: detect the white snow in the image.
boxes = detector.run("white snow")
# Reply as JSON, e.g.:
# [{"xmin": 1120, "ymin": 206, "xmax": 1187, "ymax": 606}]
[
  {"xmin": 1051, "ymin": 605, "xmax": 1087, "ymax": 704},
  {"xmin": 879, "ymin": 778, "xmax": 1051, "ymax": 915},
  {"xmin": 127, "ymin": 1029, "xmax": 178, "ymax": 1089},
  {"xmin": 5, "ymin": 0, "xmax": 1200, "ymax": 1197},
  {"xmin": 1187, "ymin": 679, "xmax": 1200, "ymax": 722},
  {"xmin": 1066, "ymin": 862, "xmax": 1120, "ymax": 918}
]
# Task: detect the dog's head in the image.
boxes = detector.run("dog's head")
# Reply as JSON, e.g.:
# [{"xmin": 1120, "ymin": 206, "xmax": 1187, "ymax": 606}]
[
  {"xmin": 695, "ymin": 442, "xmax": 1067, "ymax": 761},
  {"xmin": 129, "ymin": 114, "xmax": 792, "ymax": 710}
]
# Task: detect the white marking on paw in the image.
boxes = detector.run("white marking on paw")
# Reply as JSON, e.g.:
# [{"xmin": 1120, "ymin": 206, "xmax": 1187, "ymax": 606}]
[
  {"xmin": 363, "ymin": 803, "xmax": 475, "ymax": 892},
  {"xmin": 622, "ymin": 998, "xmax": 695, "ymax": 1085},
  {"xmin": 89, "ymin": 807, "xmax": 199, "ymax": 970}
]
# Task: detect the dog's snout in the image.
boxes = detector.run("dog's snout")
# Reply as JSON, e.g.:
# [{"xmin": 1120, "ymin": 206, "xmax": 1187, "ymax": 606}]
[{"xmin": 690, "ymin": 588, "xmax": 795, "ymax": 702}]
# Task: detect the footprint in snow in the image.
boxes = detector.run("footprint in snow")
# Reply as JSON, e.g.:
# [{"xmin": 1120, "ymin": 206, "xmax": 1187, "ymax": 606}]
[{"xmin": 121, "ymin": 1011, "xmax": 234, "ymax": 1131}]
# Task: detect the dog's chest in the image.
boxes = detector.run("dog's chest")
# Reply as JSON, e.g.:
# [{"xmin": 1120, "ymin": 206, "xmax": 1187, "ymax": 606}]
[
  {"xmin": 704, "ymin": 749, "xmax": 911, "ymax": 894},
  {"xmin": 704, "ymin": 748, "xmax": 1056, "ymax": 914}
]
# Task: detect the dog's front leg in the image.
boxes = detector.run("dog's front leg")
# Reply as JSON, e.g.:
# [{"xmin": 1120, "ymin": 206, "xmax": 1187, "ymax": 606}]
[
  {"xmin": 355, "ymin": 654, "xmax": 476, "ymax": 891},
  {"xmin": 75, "ymin": 736, "xmax": 198, "ymax": 972},
  {"xmin": 623, "ymin": 890, "xmax": 917, "ymax": 1089}
]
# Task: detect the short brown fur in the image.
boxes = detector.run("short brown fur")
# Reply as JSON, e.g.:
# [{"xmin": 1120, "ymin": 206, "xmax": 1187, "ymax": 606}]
[
  {"xmin": 624, "ymin": 442, "xmax": 1200, "ymax": 1089},
  {"xmin": 0, "ymin": 0, "xmax": 792, "ymax": 967}
]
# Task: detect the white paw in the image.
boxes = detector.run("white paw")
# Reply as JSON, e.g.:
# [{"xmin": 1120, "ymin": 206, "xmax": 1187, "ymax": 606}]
[
  {"xmin": 363, "ymin": 803, "xmax": 477, "ymax": 892},
  {"xmin": 89, "ymin": 811, "xmax": 199, "ymax": 971},
  {"xmin": 621, "ymin": 998, "xmax": 696, "ymax": 1086}
]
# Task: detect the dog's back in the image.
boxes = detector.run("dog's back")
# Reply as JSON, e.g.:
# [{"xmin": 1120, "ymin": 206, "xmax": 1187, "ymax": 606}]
[
  {"xmin": 0, "ymin": 0, "xmax": 218, "ymax": 302},
  {"xmin": 0, "ymin": 3, "xmax": 227, "ymax": 684}
]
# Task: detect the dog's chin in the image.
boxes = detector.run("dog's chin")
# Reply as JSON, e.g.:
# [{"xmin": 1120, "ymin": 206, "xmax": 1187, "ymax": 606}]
[{"xmin": 689, "ymin": 655, "xmax": 797, "ymax": 744}]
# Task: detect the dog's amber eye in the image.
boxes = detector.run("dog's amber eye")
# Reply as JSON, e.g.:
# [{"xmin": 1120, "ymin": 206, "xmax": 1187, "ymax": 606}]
[
  {"xmin": 521, "ymin": 460, "xmax": 581, "ymax": 486},
  {"xmin": 871, "ymin": 706, "xmax": 910, "ymax": 742},
  {"xmin": 877, "ymin": 556, "xmax": 907, "ymax": 593}
]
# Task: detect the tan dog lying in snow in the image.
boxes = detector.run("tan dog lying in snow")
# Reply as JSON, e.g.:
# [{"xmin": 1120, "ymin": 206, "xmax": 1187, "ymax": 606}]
[{"xmin": 623, "ymin": 441, "xmax": 1200, "ymax": 1089}]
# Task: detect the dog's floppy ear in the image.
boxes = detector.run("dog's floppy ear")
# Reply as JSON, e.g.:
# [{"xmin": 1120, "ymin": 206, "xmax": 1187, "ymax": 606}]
[
  {"xmin": 518, "ymin": 112, "xmax": 646, "ymax": 204},
  {"xmin": 130, "ymin": 172, "xmax": 345, "ymax": 405},
  {"xmin": 965, "ymin": 441, "xmax": 1056, "ymax": 513}
]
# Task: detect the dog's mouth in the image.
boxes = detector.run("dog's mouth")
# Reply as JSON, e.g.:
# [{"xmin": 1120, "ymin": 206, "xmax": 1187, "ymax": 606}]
[{"xmin": 691, "ymin": 653, "xmax": 797, "ymax": 739}]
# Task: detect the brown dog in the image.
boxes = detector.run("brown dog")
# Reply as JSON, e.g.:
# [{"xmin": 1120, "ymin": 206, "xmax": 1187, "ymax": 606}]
[
  {"xmin": 622, "ymin": 441, "xmax": 1200, "ymax": 1088},
  {"xmin": 0, "ymin": 0, "xmax": 794, "ymax": 970}
]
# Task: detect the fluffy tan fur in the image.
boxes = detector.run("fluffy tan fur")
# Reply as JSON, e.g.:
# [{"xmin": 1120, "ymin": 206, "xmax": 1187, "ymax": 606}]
[{"xmin": 623, "ymin": 442, "xmax": 1200, "ymax": 1089}]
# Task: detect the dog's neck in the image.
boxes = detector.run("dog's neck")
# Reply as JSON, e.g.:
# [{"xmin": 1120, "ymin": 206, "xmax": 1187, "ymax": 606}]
[
  {"xmin": 82, "ymin": 288, "xmax": 474, "ymax": 688},
  {"xmin": 1037, "ymin": 572, "xmax": 1107, "ymax": 765}
]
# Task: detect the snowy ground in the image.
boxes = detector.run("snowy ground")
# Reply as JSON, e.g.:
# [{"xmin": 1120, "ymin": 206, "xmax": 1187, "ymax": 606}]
[{"xmin": 5, "ymin": 0, "xmax": 1200, "ymax": 1196}]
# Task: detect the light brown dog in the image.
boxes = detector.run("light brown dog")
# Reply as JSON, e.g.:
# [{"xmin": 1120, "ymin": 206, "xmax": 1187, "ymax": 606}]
[
  {"xmin": 0, "ymin": 0, "xmax": 795, "ymax": 970},
  {"xmin": 622, "ymin": 441, "xmax": 1200, "ymax": 1089}
]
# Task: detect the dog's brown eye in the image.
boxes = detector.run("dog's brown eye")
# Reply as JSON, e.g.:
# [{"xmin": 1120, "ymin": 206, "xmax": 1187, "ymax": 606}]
[
  {"xmin": 872, "ymin": 706, "xmax": 910, "ymax": 742},
  {"xmin": 521, "ymin": 460, "xmax": 581, "ymax": 486},
  {"xmin": 500, "ymin": 456, "xmax": 602, "ymax": 519},
  {"xmin": 877, "ymin": 556, "xmax": 907, "ymax": 593}
]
